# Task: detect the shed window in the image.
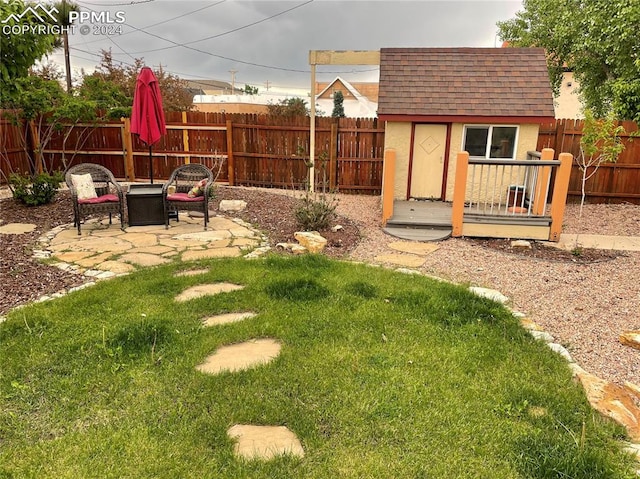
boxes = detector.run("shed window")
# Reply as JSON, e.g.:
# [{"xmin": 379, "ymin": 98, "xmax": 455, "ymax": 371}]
[{"xmin": 463, "ymin": 125, "xmax": 518, "ymax": 159}]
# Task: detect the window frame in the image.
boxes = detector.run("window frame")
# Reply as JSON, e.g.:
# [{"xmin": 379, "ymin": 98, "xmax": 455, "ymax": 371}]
[{"xmin": 462, "ymin": 124, "xmax": 520, "ymax": 160}]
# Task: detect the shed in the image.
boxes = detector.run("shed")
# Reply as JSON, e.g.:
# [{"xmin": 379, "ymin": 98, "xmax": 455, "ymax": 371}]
[{"xmin": 378, "ymin": 47, "xmax": 555, "ymax": 201}]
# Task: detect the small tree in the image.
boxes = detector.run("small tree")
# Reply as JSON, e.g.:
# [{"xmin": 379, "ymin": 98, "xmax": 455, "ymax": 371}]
[
  {"xmin": 267, "ymin": 98, "xmax": 309, "ymax": 117},
  {"xmin": 243, "ymin": 84, "xmax": 259, "ymax": 95},
  {"xmin": 331, "ymin": 90, "xmax": 345, "ymax": 118},
  {"xmin": 1, "ymin": 76, "xmax": 99, "ymax": 189},
  {"xmin": 0, "ymin": 0, "xmax": 57, "ymax": 97},
  {"xmin": 575, "ymin": 110, "xmax": 626, "ymax": 216},
  {"xmin": 79, "ymin": 50, "xmax": 193, "ymax": 113}
]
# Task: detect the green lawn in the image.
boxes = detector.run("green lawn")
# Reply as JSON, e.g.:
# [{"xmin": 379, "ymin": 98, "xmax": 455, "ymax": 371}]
[{"xmin": 0, "ymin": 255, "xmax": 635, "ymax": 478}]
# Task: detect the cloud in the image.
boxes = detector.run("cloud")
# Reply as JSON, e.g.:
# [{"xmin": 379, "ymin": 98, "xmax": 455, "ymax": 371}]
[{"xmin": 52, "ymin": 0, "xmax": 523, "ymax": 90}]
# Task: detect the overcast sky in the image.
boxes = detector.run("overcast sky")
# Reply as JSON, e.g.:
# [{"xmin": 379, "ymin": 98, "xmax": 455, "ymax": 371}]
[{"xmin": 45, "ymin": 0, "xmax": 524, "ymax": 93}]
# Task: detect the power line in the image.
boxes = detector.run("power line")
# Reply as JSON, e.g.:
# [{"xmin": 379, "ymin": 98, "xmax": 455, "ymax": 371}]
[
  {"xmin": 66, "ymin": 2, "xmax": 380, "ymax": 80},
  {"xmin": 128, "ymin": 0, "xmax": 314, "ymax": 54},
  {"xmin": 76, "ymin": 0, "xmax": 226, "ymax": 44}
]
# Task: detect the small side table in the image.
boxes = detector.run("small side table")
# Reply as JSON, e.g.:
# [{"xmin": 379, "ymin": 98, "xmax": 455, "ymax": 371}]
[{"xmin": 127, "ymin": 184, "xmax": 165, "ymax": 226}]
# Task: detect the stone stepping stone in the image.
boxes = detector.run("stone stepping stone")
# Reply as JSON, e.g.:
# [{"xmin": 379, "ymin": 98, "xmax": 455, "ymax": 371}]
[
  {"xmin": 202, "ymin": 312, "xmax": 257, "ymax": 327},
  {"xmin": 388, "ymin": 240, "xmax": 440, "ymax": 255},
  {"xmin": 174, "ymin": 268, "xmax": 210, "ymax": 277},
  {"xmin": 96, "ymin": 260, "xmax": 136, "ymax": 274},
  {"xmin": 195, "ymin": 338, "xmax": 281, "ymax": 374},
  {"xmin": 181, "ymin": 247, "xmax": 241, "ymax": 261},
  {"xmin": 175, "ymin": 282, "xmax": 244, "ymax": 302},
  {"xmin": 0, "ymin": 223, "xmax": 36, "ymax": 234},
  {"xmin": 374, "ymin": 253, "xmax": 425, "ymax": 268},
  {"xmin": 119, "ymin": 253, "xmax": 170, "ymax": 267},
  {"xmin": 227, "ymin": 424, "xmax": 304, "ymax": 460}
]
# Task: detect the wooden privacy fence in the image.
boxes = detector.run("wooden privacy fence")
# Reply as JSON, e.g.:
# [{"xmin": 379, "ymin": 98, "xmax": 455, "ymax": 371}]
[
  {"xmin": 4, "ymin": 114, "xmax": 636, "ymax": 201},
  {"xmin": 0, "ymin": 111, "xmax": 385, "ymax": 195},
  {"xmin": 0, "ymin": 114, "xmax": 31, "ymax": 179},
  {"xmin": 537, "ymin": 119, "xmax": 640, "ymax": 204}
]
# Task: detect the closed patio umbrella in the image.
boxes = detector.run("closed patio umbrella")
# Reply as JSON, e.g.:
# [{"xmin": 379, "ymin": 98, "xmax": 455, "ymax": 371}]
[{"xmin": 130, "ymin": 67, "xmax": 166, "ymax": 184}]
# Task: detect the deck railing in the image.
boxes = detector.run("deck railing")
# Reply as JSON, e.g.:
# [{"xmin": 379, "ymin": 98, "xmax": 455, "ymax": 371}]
[{"xmin": 452, "ymin": 148, "xmax": 573, "ymax": 241}]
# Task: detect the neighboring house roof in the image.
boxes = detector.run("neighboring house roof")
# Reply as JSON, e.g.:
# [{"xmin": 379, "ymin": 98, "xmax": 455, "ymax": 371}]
[
  {"xmin": 378, "ymin": 47, "xmax": 555, "ymax": 122},
  {"xmin": 185, "ymin": 79, "xmax": 242, "ymax": 94},
  {"xmin": 193, "ymin": 92, "xmax": 306, "ymax": 106},
  {"xmin": 316, "ymin": 80, "xmax": 379, "ymax": 102},
  {"xmin": 315, "ymin": 76, "xmax": 378, "ymax": 118}
]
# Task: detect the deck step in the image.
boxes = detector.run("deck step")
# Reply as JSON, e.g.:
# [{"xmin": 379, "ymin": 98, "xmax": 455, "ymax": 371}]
[{"xmin": 383, "ymin": 226, "xmax": 452, "ymax": 242}]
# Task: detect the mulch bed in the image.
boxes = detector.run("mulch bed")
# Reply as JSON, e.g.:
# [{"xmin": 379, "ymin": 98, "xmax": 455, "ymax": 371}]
[
  {"xmin": 0, "ymin": 186, "xmax": 622, "ymax": 315},
  {"xmin": 469, "ymin": 238, "xmax": 623, "ymax": 264}
]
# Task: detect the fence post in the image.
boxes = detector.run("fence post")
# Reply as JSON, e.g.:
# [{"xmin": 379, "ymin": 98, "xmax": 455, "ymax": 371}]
[
  {"xmin": 451, "ymin": 151, "xmax": 469, "ymax": 237},
  {"xmin": 532, "ymin": 148, "xmax": 554, "ymax": 215},
  {"xmin": 329, "ymin": 120, "xmax": 338, "ymax": 190},
  {"xmin": 381, "ymin": 148, "xmax": 395, "ymax": 226},
  {"xmin": 121, "ymin": 117, "xmax": 135, "ymax": 181},
  {"xmin": 548, "ymin": 152, "xmax": 573, "ymax": 242},
  {"xmin": 182, "ymin": 111, "xmax": 190, "ymax": 164},
  {"xmin": 226, "ymin": 119, "xmax": 234, "ymax": 186}
]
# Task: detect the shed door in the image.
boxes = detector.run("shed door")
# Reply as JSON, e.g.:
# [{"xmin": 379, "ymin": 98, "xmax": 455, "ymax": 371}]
[{"xmin": 409, "ymin": 124, "xmax": 447, "ymax": 199}]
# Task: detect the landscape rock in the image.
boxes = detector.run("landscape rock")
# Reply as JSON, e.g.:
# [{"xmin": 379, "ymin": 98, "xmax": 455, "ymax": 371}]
[
  {"xmin": 468, "ymin": 286, "xmax": 509, "ymax": 304},
  {"xmin": 547, "ymin": 342, "xmax": 573, "ymax": 362},
  {"xmin": 294, "ymin": 231, "xmax": 327, "ymax": 253},
  {"xmin": 574, "ymin": 369, "xmax": 640, "ymax": 441},
  {"xmin": 620, "ymin": 331, "xmax": 640, "ymax": 351},
  {"xmin": 244, "ymin": 246, "xmax": 271, "ymax": 259},
  {"xmin": 219, "ymin": 199, "xmax": 247, "ymax": 212},
  {"xmin": 331, "ymin": 225, "xmax": 343, "ymax": 232},
  {"xmin": 529, "ymin": 330, "xmax": 555, "ymax": 343},
  {"xmin": 511, "ymin": 240, "xmax": 532, "ymax": 249},
  {"xmin": 276, "ymin": 242, "xmax": 307, "ymax": 255},
  {"xmin": 624, "ymin": 381, "xmax": 640, "ymax": 401},
  {"xmin": 519, "ymin": 318, "xmax": 544, "ymax": 331}
]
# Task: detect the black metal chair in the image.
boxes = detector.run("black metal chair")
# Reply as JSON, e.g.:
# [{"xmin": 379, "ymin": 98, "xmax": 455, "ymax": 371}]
[
  {"xmin": 162, "ymin": 163, "xmax": 214, "ymax": 230},
  {"xmin": 65, "ymin": 163, "xmax": 125, "ymax": 235}
]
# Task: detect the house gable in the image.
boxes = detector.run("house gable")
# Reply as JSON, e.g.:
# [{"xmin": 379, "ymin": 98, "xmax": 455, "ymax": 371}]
[{"xmin": 378, "ymin": 47, "xmax": 555, "ymax": 122}]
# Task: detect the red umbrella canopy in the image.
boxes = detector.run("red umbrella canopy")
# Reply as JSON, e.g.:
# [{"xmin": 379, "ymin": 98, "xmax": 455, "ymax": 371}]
[{"xmin": 130, "ymin": 67, "xmax": 167, "ymax": 145}]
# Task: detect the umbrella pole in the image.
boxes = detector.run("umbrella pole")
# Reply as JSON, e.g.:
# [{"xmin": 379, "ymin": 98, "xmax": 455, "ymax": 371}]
[{"xmin": 149, "ymin": 145, "xmax": 153, "ymax": 184}]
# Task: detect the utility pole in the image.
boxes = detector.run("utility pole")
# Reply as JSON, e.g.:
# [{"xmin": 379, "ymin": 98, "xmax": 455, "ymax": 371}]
[
  {"xmin": 229, "ymin": 70, "xmax": 237, "ymax": 93},
  {"xmin": 264, "ymin": 80, "xmax": 271, "ymax": 91}
]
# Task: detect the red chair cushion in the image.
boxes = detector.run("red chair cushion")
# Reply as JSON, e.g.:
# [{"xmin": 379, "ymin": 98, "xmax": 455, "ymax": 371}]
[
  {"xmin": 78, "ymin": 194, "xmax": 119, "ymax": 204},
  {"xmin": 167, "ymin": 193, "xmax": 204, "ymax": 202}
]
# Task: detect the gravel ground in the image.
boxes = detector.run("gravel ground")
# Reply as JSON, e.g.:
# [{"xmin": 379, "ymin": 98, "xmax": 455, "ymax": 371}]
[
  {"xmin": 1, "ymin": 184, "xmax": 639, "ymax": 389},
  {"xmin": 339, "ymin": 196, "xmax": 640, "ymax": 389}
]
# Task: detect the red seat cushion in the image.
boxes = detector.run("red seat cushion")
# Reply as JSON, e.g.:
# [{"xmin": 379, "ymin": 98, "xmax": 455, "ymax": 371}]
[
  {"xmin": 167, "ymin": 193, "xmax": 204, "ymax": 202},
  {"xmin": 78, "ymin": 194, "xmax": 119, "ymax": 204}
]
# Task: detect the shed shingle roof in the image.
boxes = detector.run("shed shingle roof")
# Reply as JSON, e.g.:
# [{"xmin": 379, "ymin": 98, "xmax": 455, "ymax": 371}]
[{"xmin": 378, "ymin": 48, "xmax": 555, "ymax": 120}]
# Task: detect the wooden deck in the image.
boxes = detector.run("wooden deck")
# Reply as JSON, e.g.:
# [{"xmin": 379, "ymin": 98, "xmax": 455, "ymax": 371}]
[{"xmin": 384, "ymin": 200, "xmax": 553, "ymax": 242}]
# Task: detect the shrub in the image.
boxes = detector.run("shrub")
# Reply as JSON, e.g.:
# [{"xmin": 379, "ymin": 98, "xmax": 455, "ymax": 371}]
[
  {"xmin": 9, "ymin": 171, "xmax": 63, "ymax": 206},
  {"xmin": 294, "ymin": 192, "xmax": 337, "ymax": 231}
]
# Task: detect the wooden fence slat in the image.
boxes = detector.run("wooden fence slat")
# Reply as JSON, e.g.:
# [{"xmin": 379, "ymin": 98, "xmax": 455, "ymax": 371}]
[{"xmin": 2, "ymin": 112, "xmax": 636, "ymax": 202}]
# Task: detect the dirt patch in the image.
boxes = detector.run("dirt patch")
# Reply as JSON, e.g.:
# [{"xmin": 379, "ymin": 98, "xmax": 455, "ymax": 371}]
[{"xmin": 469, "ymin": 238, "xmax": 624, "ymax": 264}]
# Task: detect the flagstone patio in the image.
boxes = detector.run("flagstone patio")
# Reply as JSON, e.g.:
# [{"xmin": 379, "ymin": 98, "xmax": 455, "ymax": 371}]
[{"xmin": 32, "ymin": 213, "xmax": 267, "ymax": 280}]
